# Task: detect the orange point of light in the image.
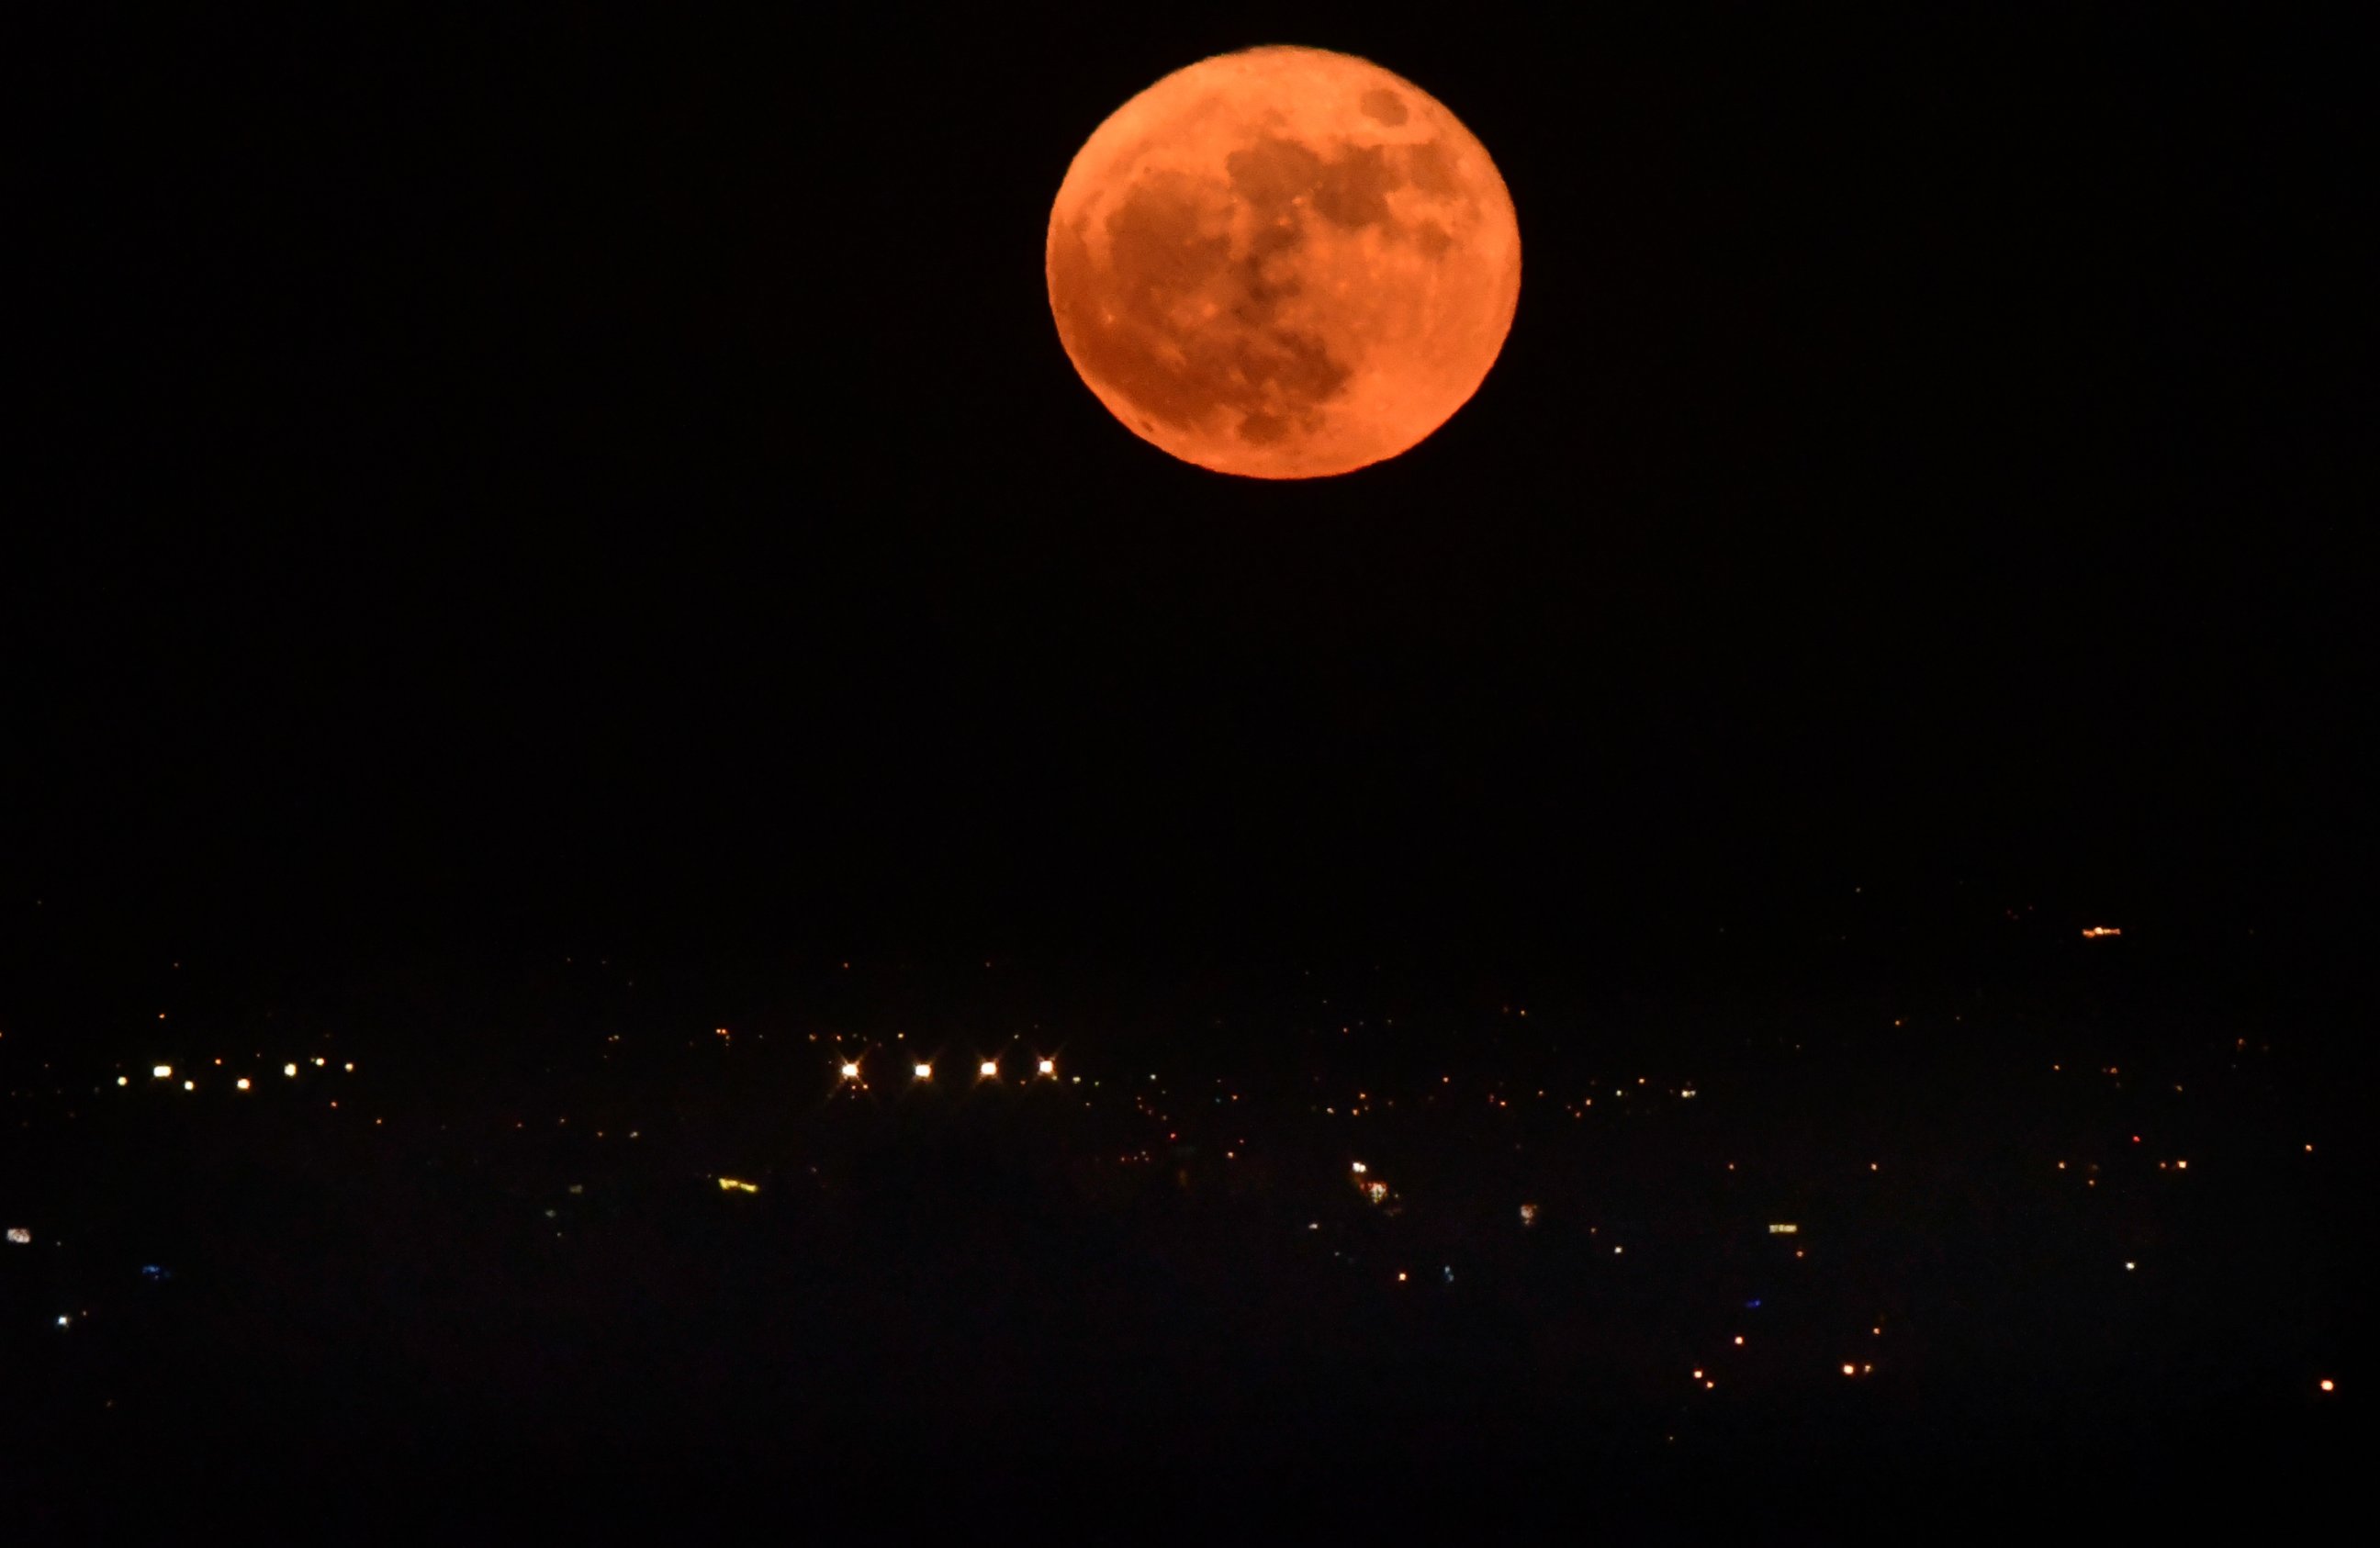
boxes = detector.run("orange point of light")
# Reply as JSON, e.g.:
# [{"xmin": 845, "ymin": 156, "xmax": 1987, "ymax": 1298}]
[{"xmin": 2320, "ymin": 1379, "xmax": 2335, "ymax": 1392}]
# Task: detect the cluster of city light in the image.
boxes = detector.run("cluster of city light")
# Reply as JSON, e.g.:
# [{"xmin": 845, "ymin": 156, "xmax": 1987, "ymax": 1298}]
[{"xmin": 716, "ymin": 1177, "xmax": 759, "ymax": 1194}]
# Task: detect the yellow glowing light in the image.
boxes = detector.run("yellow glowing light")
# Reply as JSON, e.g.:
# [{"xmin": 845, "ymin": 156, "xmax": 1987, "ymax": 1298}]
[
  {"xmin": 2176, "ymin": 1160, "xmax": 2187, "ymax": 1170},
  {"xmin": 914, "ymin": 1062, "xmax": 932, "ymax": 1080},
  {"xmin": 1519, "ymin": 1203, "xmax": 1538, "ymax": 1226},
  {"xmin": 6, "ymin": 1228, "xmax": 29, "ymax": 1245},
  {"xmin": 1365, "ymin": 1181, "xmax": 1388, "ymax": 1205},
  {"xmin": 116, "ymin": 1076, "xmax": 127, "ymax": 1086},
  {"xmin": 283, "ymin": 1063, "xmax": 298, "ymax": 1077},
  {"xmin": 1038, "ymin": 1059, "xmax": 1056, "ymax": 1076},
  {"xmin": 1351, "ymin": 1161, "xmax": 1367, "ymax": 1173},
  {"xmin": 235, "ymin": 1078, "xmax": 251, "ymax": 1091},
  {"xmin": 1768, "ymin": 1223, "xmax": 1798, "ymax": 1234},
  {"xmin": 182, "ymin": 1081, "xmax": 194, "ymax": 1091},
  {"xmin": 840, "ymin": 1061, "xmax": 861, "ymax": 1079},
  {"xmin": 980, "ymin": 1060, "xmax": 999, "ymax": 1078},
  {"xmin": 313, "ymin": 1058, "xmax": 325, "ymax": 1067},
  {"xmin": 1692, "ymin": 1369, "xmax": 1703, "ymax": 1380},
  {"xmin": 1398, "ymin": 1272, "xmax": 1408, "ymax": 1282},
  {"xmin": 2082, "ymin": 925, "xmax": 2121, "ymax": 938},
  {"xmin": 717, "ymin": 1177, "xmax": 759, "ymax": 1194},
  {"xmin": 1734, "ymin": 1336, "xmax": 1745, "ymax": 1345},
  {"xmin": 1843, "ymin": 1363, "xmax": 1857, "ymax": 1376},
  {"xmin": 152, "ymin": 1065, "xmax": 172, "ymax": 1079},
  {"xmin": 2320, "ymin": 1379, "xmax": 2335, "ymax": 1393},
  {"xmin": 344, "ymin": 1062, "xmax": 354, "ymax": 1071}
]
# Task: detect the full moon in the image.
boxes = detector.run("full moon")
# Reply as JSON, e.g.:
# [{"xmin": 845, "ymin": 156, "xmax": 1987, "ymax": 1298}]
[{"xmin": 1047, "ymin": 46, "xmax": 1521, "ymax": 479}]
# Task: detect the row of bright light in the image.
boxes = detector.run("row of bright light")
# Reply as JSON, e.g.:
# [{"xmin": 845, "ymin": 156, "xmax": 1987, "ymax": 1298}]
[
  {"xmin": 134, "ymin": 1059, "xmax": 351, "ymax": 1091},
  {"xmin": 842, "ymin": 1058, "xmax": 1058, "ymax": 1081}
]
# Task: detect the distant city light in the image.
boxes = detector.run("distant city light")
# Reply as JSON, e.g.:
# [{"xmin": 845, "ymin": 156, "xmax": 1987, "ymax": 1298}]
[
  {"xmin": 314, "ymin": 1059, "xmax": 325, "ymax": 1067},
  {"xmin": 716, "ymin": 1178, "xmax": 759, "ymax": 1194},
  {"xmin": 2082, "ymin": 925, "xmax": 2121, "ymax": 938},
  {"xmin": 344, "ymin": 1063, "xmax": 354, "ymax": 1072},
  {"xmin": 1768, "ymin": 1224, "xmax": 1799, "ymax": 1234},
  {"xmin": 183, "ymin": 1081, "xmax": 195, "ymax": 1091},
  {"xmin": 1364, "ymin": 1182, "xmax": 1389, "ymax": 1205},
  {"xmin": 1519, "ymin": 1203, "xmax": 1539, "ymax": 1227},
  {"xmin": 840, "ymin": 1061, "xmax": 861, "ymax": 1080},
  {"xmin": 2125, "ymin": 1262, "xmax": 2137, "ymax": 1271},
  {"xmin": 1038, "ymin": 1059, "xmax": 1056, "ymax": 1076},
  {"xmin": 235, "ymin": 1078, "xmax": 251, "ymax": 1091},
  {"xmin": 1351, "ymin": 1161, "xmax": 1367, "ymax": 1174},
  {"xmin": 979, "ymin": 1060, "xmax": 999, "ymax": 1078},
  {"xmin": 285, "ymin": 1063, "xmax": 298, "ymax": 1077},
  {"xmin": 2320, "ymin": 1379, "xmax": 2336, "ymax": 1393},
  {"xmin": 1843, "ymin": 1363, "xmax": 1857, "ymax": 1376},
  {"xmin": 914, "ymin": 1063, "xmax": 932, "ymax": 1080},
  {"xmin": 117, "ymin": 1077, "xmax": 128, "ymax": 1086},
  {"xmin": 6, "ymin": 1228, "xmax": 29, "ymax": 1245},
  {"xmin": 152, "ymin": 1065, "xmax": 172, "ymax": 1079}
]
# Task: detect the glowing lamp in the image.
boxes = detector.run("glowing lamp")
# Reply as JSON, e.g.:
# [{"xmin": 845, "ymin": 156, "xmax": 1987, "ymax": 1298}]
[
  {"xmin": 1038, "ymin": 1059, "xmax": 1056, "ymax": 1076},
  {"xmin": 235, "ymin": 1078, "xmax": 251, "ymax": 1091},
  {"xmin": 152, "ymin": 1065, "xmax": 172, "ymax": 1079},
  {"xmin": 285, "ymin": 1063, "xmax": 298, "ymax": 1077},
  {"xmin": 840, "ymin": 1061, "xmax": 860, "ymax": 1079},
  {"xmin": 980, "ymin": 1060, "xmax": 999, "ymax": 1078},
  {"xmin": 914, "ymin": 1062, "xmax": 932, "ymax": 1080}
]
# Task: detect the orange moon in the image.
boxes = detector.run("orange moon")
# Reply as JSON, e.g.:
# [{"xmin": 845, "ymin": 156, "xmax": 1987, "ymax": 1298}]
[{"xmin": 1047, "ymin": 46, "xmax": 1521, "ymax": 479}]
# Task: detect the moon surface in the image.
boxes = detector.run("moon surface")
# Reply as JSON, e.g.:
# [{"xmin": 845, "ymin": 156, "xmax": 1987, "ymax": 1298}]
[{"xmin": 1047, "ymin": 46, "xmax": 1521, "ymax": 479}]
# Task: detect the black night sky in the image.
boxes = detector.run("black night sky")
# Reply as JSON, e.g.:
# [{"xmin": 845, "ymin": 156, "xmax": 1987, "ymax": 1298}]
[{"xmin": 8, "ymin": 6, "xmax": 2365, "ymax": 1532}]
